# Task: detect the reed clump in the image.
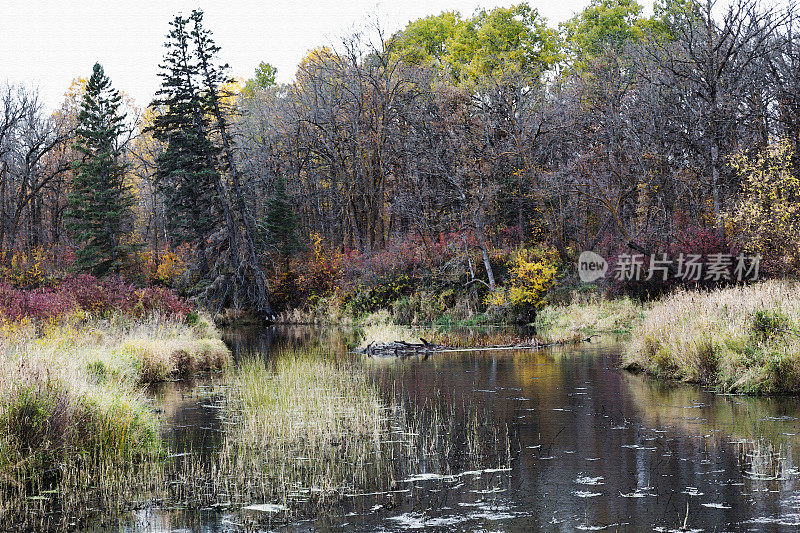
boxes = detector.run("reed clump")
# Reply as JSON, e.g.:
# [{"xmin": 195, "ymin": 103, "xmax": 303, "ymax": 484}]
[
  {"xmin": 624, "ymin": 281, "xmax": 800, "ymax": 393},
  {"xmin": 177, "ymin": 346, "xmax": 511, "ymax": 521},
  {"xmin": 0, "ymin": 350, "xmax": 163, "ymax": 529},
  {"xmin": 205, "ymin": 347, "xmax": 393, "ymax": 507}
]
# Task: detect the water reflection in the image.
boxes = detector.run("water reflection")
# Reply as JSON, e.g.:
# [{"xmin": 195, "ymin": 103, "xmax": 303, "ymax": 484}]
[{"xmin": 100, "ymin": 327, "xmax": 800, "ymax": 532}]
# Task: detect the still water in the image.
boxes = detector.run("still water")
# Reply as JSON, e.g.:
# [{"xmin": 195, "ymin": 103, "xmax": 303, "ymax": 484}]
[{"xmin": 114, "ymin": 327, "xmax": 800, "ymax": 532}]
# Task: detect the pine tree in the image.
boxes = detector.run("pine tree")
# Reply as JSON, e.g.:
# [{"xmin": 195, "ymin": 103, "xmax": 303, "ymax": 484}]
[
  {"xmin": 67, "ymin": 63, "xmax": 134, "ymax": 276},
  {"xmin": 149, "ymin": 14, "xmax": 220, "ymax": 273},
  {"xmin": 150, "ymin": 11, "xmax": 271, "ymax": 315},
  {"xmin": 264, "ymin": 176, "xmax": 298, "ymax": 265}
]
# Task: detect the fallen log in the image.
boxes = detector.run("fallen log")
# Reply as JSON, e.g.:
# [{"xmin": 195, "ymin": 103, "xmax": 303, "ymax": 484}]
[
  {"xmin": 353, "ymin": 335, "xmax": 598, "ymax": 358},
  {"xmin": 353, "ymin": 338, "xmax": 445, "ymax": 358}
]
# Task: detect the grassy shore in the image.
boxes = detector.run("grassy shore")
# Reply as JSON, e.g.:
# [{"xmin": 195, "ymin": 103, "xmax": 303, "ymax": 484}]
[
  {"xmin": 536, "ymin": 296, "xmax": 646, "ymax": 337},
  {"xmin": 0, "ymin": 313, "xmax": 230, "ymax": 528},
  {"xmin": 624, "ymin": 281, "xmax": 800, "ymax": 394}
]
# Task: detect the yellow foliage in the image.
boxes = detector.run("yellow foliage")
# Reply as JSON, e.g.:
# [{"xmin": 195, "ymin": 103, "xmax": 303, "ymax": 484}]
[
  {"xmin": 0, "ymin": 247, "xmax": 48, "ymax": 288},
  {"xmin": 728, "ymin": 141, "xmax": 800, "ymax": 268},
  {"xmin": 486, "ymin": 246, "xmax": 561, "ymax": 309},
  {"xmin": 134, "ymin": 248, "xmax": 188, "ymax": 286}
]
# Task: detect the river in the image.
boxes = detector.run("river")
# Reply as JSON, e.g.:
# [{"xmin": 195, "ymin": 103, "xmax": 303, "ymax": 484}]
[{"xmin": 98, "ymin": 326, "xmax": 800, "ymax": 532}]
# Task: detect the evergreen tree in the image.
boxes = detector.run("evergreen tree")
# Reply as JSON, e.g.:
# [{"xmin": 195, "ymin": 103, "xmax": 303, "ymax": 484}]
[
  {"xmin": 149, "ymin": 14, "xmax": 220, "ymax": 273},
  {"xmin": 67, "ymin": 63, "xmax": 134, "ymax": 276},
  {"xmin": 150, "ymin": 10, "xmax": 271, "ymax": 314},
  {"xmin": 264, "ymin": 176, "xmax": 298, "ymax": 265}
]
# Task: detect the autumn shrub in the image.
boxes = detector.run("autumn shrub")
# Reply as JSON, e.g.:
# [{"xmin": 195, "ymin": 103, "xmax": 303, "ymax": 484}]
[
  {"xmin": 728, "ymin": 141, "xmax": 800, "ymax": 276},
  {"xmin": 343, "ymin": 273, "xmax": 412, "ymax": 318},
  {"xmin": 0, "ymin": 246, "xmax": 61, "ymax": 289},
  {"xmin": 608, "ymin": 225, "xmax": 741, "ymax": 298},
  {"xmin": 279, "ymin": 231, "xmax": 515, "ymax": 324},
  {"xmin": 0, "ymin": 274, "xmax": 190, "ymax": 322},
  {"xmin": 485, "ymin": 245, "xmax": 562, "ymax": 323},
  {"xmin": 296, "ymin": 233, "xmax": 342, "ymax": 305},
  {"xmin": 132, "ymin": 247, "xmax": 189, "ymax": 287}
]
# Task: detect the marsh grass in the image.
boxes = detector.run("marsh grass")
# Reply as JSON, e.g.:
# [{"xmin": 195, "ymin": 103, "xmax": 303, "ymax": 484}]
[
  {"xmin": 173, "ymin": 346, "xmax": 510, "ymax": 524},
  {"xmin": 0, "ymin": 313, "xmax": 229, "ymax": 530},
  {"xmin": 2, "ymin": 321, "xmax": 509, "ymax": 529},
  {"xmin": 624, "ymin": 281, "xmax": 800, "ymax": 393},
  {"xmin": 536, "ymin": 296, "xmax": 646, "ymax": 339},
  {"xmin": 0, "ymin": 352, "xmax": 165, "ymax": 530}
]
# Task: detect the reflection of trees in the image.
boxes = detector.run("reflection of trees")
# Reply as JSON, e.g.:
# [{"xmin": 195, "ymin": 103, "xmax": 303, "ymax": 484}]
[
  {"xmin": 622, "ymin": 371, "xmax": 800, "ymax": 499},
  {"xmin": 221, "ymin": 325, "xmax": 357, "ymax": 360}
]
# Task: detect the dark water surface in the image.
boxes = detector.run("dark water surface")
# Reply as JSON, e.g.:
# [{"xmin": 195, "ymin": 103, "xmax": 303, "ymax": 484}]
[{"xmin": 109, "ymin": 327, "xmax": 800, "ymax": 532}]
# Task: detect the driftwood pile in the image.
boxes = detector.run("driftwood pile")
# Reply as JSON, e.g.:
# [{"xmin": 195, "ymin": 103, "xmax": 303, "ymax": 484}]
[
  {"xmin": 354, "ymin": 335, "xmax": 598, "ymax": 358},
  {"xmin": 355, "ymin": 339, "xmax": 443, "ymax": 358}
]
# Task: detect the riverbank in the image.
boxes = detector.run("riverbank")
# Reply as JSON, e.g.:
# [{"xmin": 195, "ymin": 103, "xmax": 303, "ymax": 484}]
[
  {"xmin": 0, "ymin": 313, "xmax": 230, "ymax": 529},
  {"xmin": 536, "ymin": 296, "xmax": 646, "ymax": 336},
  {"xmin": 623, "ymin": 281, "xmax": 800, "ymax": 394}
]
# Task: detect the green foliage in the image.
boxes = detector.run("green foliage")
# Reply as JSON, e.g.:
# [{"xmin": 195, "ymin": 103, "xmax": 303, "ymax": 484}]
[
  {"xmin": 652, "ymin": 0, "xmax": 702, "ymax": 39},
  {"xmin": 243, "ymin": 61, "xmax": 278, "ymax": 95},
  {"xmin": 389, "ymin": 12, "xmax": 461, "ymax": 66},
  {"xmin": 66, "ymin": 63, "xmax": 136, "ymax": 276},
  {"xmin": 185, "ymin": 310, "xmax": 200, "ymax": 326},
  {"xmin": 344, "ymin": 274, "xmax": 411, "ymax": 318},
  {"xmin": 750, "ymin": 309, "xmax": 790, "ymax": 342},
  {"xmin": 149, "ymin": 12, "xmax": 221, "ymax": 250},
  {"xmin": 263, "ymin": 176, "xmax": 298, "ymax": 261},
  {"xmin": 390, "ymin": 3, "xmax": 558, "ymax": 85},
  {"xmin": 560, "ymin": 0, "xmax": 653, "ymax": 69}
]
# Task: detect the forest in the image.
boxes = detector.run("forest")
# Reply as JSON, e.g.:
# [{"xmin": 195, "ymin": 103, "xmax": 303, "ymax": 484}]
[{"xmin": 1, "ymin": 0, "xmax": 798, "ymax": 325}]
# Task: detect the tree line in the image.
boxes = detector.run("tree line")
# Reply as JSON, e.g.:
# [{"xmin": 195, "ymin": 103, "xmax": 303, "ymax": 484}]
[{"xmin": 1, "ymin": 0, "xmax": 799, "ymax": 313}]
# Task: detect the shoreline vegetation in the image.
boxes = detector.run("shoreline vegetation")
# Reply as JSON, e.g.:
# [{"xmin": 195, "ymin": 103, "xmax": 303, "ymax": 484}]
[
  {"xmin": 5, "ymin": 0, "xmax": 800, "ymax": 528},
  {"xmin": 0, "ymin": 303, "xmax": 231, "ymax": 529},
  {"xmin": 327, "ymin": 279, "xmax": 800, "ymax": 395},
  {"xmin": 3, "ymin": 277, "xmax": 800, "ymax": 529},
  {"xmin": 0, "ymin": 292, "xmax": 511, "ymax": 529},
  {"xmin": 623, "ymin": 281, "xmax": 800, "ymax": 394}
]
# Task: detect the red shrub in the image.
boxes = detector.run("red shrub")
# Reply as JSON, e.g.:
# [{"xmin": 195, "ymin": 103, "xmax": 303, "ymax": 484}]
[{"xmin": 0, "ymin": 274, "xmax": 191, "ymax": 322}]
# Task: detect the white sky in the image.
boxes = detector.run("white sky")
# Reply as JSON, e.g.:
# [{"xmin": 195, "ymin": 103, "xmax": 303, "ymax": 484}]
[{"xmin": 3, "ymin": 0, "xmax": 653, "ymax": 111}]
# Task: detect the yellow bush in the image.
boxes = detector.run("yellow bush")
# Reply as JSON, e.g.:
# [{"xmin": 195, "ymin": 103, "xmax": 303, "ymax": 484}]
[
  {"xmin": 0, "ymin": 247, "xmax": 48, "ymax": 287},
  {"xmin": 729, "ymin": 141, "xmax": 800, "ymax": 271},
  {"xmin": 486, "ymin": 246, "xmax": 561, "ymax": 309},
  {"xmin": 134, "ymin": 247, "xmax": 188, "ymax": 286}
]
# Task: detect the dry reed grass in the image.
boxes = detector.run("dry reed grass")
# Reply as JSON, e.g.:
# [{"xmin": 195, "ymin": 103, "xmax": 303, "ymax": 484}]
[{"xmin": 625, "ymin": 281, "xmax": 800, "ymax": 393}]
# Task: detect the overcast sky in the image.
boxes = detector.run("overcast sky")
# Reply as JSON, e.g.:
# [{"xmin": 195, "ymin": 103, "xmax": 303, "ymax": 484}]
[{"xmin": 2, "ymin": 0, "xmax": 653, "ymax": 111}]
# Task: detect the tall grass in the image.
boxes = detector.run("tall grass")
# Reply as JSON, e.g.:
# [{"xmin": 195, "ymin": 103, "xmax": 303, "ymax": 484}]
[
  {"xmin": 0, "ymin": 312, "xmax": 229, "ymax": 529},
  {"xmin": 624, "ymin": 281, "xmax": 800, "ymax": 393},
  {"xmin": 536, "ymin": 295, "xmax": 646, "ymax": 337},
  {"xmin": 192, "ymin": 347, "xmax": 397, "ymax": 509},
  {"xmin": 175, "ymin": 346, "xmax": 510, "ymax": 522}
]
